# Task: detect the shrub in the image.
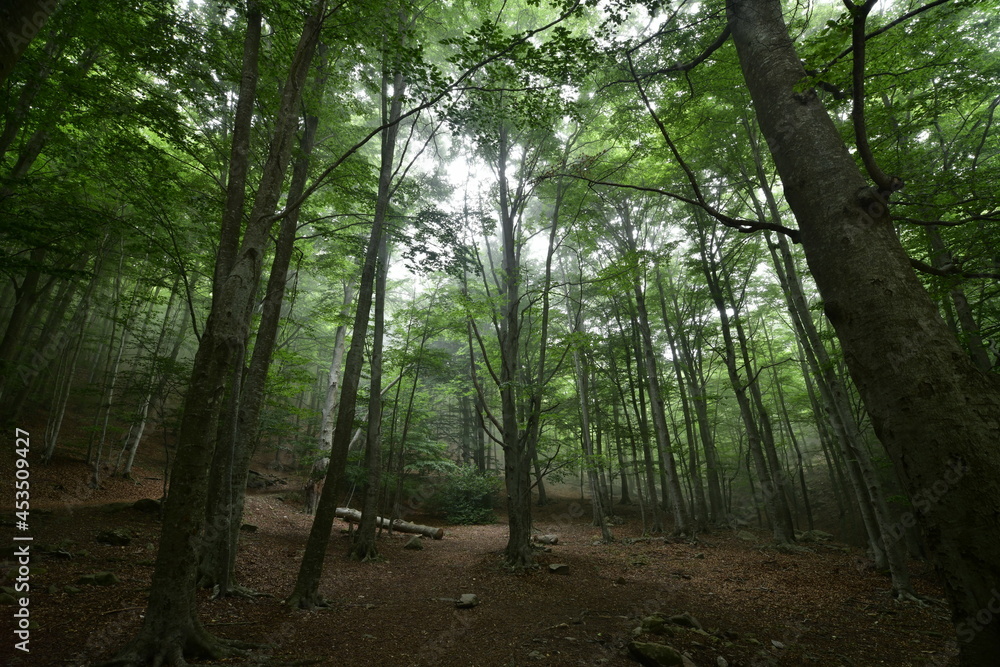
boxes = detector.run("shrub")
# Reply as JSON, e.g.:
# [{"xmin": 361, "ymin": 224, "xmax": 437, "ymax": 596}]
[{"xmin": 432, "ymin": 465, "xmax": 500, "ymax": 525}]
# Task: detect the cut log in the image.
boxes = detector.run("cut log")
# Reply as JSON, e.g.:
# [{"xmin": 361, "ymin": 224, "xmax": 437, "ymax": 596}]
[{"xmin": 335, "ymin": 507, "xmax": 444, "ymax": 540}]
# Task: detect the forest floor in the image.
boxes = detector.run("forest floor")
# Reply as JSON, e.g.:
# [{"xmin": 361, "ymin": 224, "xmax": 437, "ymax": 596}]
[{"xmin": 1, "ymin": 455, "xmax": 959, "ymax": 667}]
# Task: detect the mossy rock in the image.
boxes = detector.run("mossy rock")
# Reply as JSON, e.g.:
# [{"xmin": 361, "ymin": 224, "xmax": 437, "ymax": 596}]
[
  {"xmin": 77, "ymin": 572, "xmax": 120, "ymax": 586},
  {"xmin": 627, "ymin": 641, "xmax": 685, "ymax": 667},
  {"xmin": 96, "ymin": 529, "xmax": 131, "ymax": 546}
]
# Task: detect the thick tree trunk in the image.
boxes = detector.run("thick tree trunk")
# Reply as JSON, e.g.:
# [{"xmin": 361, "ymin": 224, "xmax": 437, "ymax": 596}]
[
  {"xmin": 729, "ymin": 0, "xmax": 1000, "ymax": 659},
  {"xmin": 496, "ymin": 124, "xmax": 534, "ymax": 568},
  {"xmin": 104, "ymin": 3, "xmax": 325, "ymax": 662}
]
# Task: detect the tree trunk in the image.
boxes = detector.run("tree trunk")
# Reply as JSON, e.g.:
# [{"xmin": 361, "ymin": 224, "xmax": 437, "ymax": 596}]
[
  {"xmin": 697, "ymin": 226, "xmax": 793, "ymax": 543},
  {"xmin": 350, "ymin": 227, "xmax": 391, "ymax": 562},
  {"xmin": 288, "ymin": 58, "xmax": 406, "ymax": 610},
  {"xmin": 336, "ymin": 507, "xmax": 443, "ymax": 540},
  {"xmin": 305, "ymin": 278, "xmax": 354, "ymax": 514},
  {"xmin": 105, "ymin": 2, "xmax": 325, "ymax": 661},
  {"xmin": 728, "ymin": 0, "xmax": 1000, "ymax": 657}
]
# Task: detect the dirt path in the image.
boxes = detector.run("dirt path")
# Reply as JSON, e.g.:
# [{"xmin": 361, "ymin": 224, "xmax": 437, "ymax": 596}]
[{"xmin": 1, "ymin": 457, "xmax": 958, "ymax": 666}]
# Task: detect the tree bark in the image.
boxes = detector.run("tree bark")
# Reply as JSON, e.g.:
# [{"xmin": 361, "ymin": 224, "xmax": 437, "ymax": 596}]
[
  {"xmin": 288, "ymin": 60, "xmax": 406, "ymax": 610},
  {"xmin": 728, "ymin": 0, "xmax": 1000, "ymax": 658},
  {"xmin": 104, "ymin": 2, "xmax": 325, "ymax": 662},
  {"xmin": 336, "ymin": 507, "xmax": 443, "ymax": 540}
]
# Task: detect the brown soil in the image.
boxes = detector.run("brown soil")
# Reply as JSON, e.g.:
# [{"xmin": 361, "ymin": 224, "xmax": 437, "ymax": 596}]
[{"xmin": 1, "ymin": 455, "xmax": 958, "ymax": 666}]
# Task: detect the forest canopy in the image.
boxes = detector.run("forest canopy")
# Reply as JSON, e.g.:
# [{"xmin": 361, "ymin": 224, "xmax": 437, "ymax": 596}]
[{"xmin": 1, "ymin": 0, "xmax": 999, "ymax": 664}]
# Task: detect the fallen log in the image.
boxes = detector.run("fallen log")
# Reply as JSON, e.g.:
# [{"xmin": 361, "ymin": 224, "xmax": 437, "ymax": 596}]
[{"xmin": 335, "ymin": 507, "xmax": 444, "ymax": 540}]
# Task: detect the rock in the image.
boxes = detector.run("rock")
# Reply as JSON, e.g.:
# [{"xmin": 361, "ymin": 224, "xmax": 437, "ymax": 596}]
[
  {"xmin": 528, "ymin": 650, "xmax": 544, "ymax": 660},
  {"xmin": 532, "ymin": 534, "xmax": 559, "ymax": 545},
  {"xmin": 47, "ymin": 584, "xmax": 59, "ymax": 594},
  {"xmin": 0, "ymin": 592, "xmax": 16, "ymax": 605},
  {"xmin": 455, "ymin": 593, "xmax": 479, "ymax": 609},
  {"xmin": 639, "ymin": 614, "xmax": 674, "ymax": 635},
  {"xmin": 246, "ymin": 469, "xmax": 287, "ymax": 489},
  {"xmin": 668, "ymin": 612, "xmax": 703, "ymax": 630},
  {"xmin": 627, "ymin": 641, "xmax": 685, "ymax": 667},
  {"xmin": 100, "ymin": 502, "xmax": 133, "ymax": 513},
  {"xmin": 240, "ymin": 524, "xmax": 258, "ymax": 533},
  {"xmin": 736, "ymin": 530, "xmax": 757, "ymax": 542},
  {"xmin": 548, "ymin": 563, "xmax": 570, "ymax": 575},
  {"xmin": 96, "ymin": 529, "xmax": 131, "ymax": 546},
  {"xmin": 78, "ymin": 572, "xmax": 120, "ymax": 586},
  {"xmin": 404, "ymin": 536, "xmax": 423, "ymax": 550},
  {"xmin": 716, "ymin": 657, "xmax": 729, "ymax": 667},
  {"xmin": 132, "ymin": 498, "xmax": 161, "ymax": 514},
  {"xmin": 64, "ymin": 586, "xmax": 81, "ymax": 594}
]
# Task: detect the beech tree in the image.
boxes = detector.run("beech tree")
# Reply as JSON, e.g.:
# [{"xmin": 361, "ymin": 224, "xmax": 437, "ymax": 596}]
[{"xmin": 726, "ymin": 0, "xmax": 1000, "ymax": 659}]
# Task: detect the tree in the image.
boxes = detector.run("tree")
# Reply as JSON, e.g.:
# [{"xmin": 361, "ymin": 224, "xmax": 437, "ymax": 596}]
[
  {"xmin": 727, "ymin": 0, "xmax": 1000, "ymax": 659},
  {"xmin": 102, "ymin": 2, "xmax": 327, "ymax": 662}
]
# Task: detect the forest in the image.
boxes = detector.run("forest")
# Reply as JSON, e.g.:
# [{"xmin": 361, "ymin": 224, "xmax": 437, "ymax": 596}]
[{"xmin": 1, "ymin": 0, "xmax": 999, "ymax": 665}]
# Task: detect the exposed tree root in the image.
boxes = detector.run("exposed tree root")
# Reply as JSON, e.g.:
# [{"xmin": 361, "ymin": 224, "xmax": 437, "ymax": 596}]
[
  {"xmin": 98, "ymin": 624, "xmax": 250, "ymax": 667},
  {"xmin": 891, "ymin": 588, "xmax": 928, "ymax": 606},
  {"xmin": 211, "ymin": 583, "xmax": 270, "ymax": 600},
  {"xmin": 285, "ymin": 590, "xmax": 332, "ymax": 610}
]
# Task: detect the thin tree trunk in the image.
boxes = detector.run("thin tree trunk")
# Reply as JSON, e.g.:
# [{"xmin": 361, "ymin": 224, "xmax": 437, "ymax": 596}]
[{"xmin": 288, "ymin": 59, "xmax": 405, "ymax": 609}]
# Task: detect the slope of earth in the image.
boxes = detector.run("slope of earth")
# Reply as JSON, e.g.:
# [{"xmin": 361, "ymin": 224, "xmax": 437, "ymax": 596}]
[{"xmin": 1, "ymin": 456, "xmax": 958, "ymax": 666}]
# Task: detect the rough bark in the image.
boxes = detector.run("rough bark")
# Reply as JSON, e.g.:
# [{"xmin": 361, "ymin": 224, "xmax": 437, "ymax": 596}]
[
  {"xmin": 102, "ymin": 2, "xmax": 325, "ymax": 662},
  {"xmin": 288, "ymin": 60, "xmax": 406, "ymax": 610},
  {"xmin": 728, "ymin": 0, "xmax": 1000, "ymax": 658}
]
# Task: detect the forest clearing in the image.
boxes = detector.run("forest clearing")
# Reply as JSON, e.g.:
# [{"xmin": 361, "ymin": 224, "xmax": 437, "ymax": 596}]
[
  {"xmin": 1, "ymin": 0, "xmax": 999, "ymax": 665},
  {"xmin": 1, "ymin": 455, "xmax": 959, "ymax": 666}
]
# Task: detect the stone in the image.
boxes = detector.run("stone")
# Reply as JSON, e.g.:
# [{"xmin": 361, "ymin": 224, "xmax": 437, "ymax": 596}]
[
  {"xmin": 736, "ymin": 530, "xmax": 757, "ymax": 542},
  {"xmin": 78, "ymin": 572, "xmax": 120, "ymax": 586},
  {"xmin": 532, "ymin": 534, "xmax": 559, "ymax": 545},
  {"xmin": 716, "ymin": 657, "xmax": 729, "ymax": 667},
  {"xmin": 455, "ymin": 593, "xmax": 479, "ymax": 609},
  {"xmin": 404, "ymin": 536, "xmax": 423, "ymax": 550},
  {"xmin": 64, "ymin": 586, "xmax": 81, "ymax": 594},
  {"xmin": 0, "ymin": 592, "xmax": 16, "ymax": 605},
  {"xmin": 668, "ymin": 612, "xmax": 703, "ymax": 630},
  {"xmin": 627, "ymin": 641, "xmax": 685, "ymax": 667},
  {"xmin": 548, "ymin": 563, "xmax": 570, "ymax": 575},
  {"xmin": 639, "ymin": 614, "xmax": 674, "ymax": 635},
  {"xmin": 96, "ymin": 529, "xmax": 131, "ymax": 546},
  {"xmin": 131, "ymin": 498, "xmax": 161, "ymax": 514},
  {"xmin": 240, "ymin": 523, "xmax": 258, "ymax": 533}
]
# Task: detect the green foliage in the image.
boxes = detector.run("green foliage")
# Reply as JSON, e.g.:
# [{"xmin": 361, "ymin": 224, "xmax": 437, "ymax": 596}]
[{"xmin": 430, "ymin": 464, "xmax": 501, "ymax": 525}]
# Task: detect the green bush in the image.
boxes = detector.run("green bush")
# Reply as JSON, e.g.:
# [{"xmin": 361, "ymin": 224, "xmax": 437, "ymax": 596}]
[{"xmin": 432, "ymin": 465, "xmax": 501, "ymax": 525}]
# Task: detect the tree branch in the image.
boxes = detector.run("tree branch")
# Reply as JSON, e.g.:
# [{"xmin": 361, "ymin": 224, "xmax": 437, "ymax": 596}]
[
  {"xmin": 622, "ymin": 52, "xmax": 801, "ymax": 242},
  {"xmin": 909, "ymin": 258, "xmax": 1000, "ymax": 281},
  {"xmin": 844, "ymin": 0, "xmax": 900, "ymax": 196}
]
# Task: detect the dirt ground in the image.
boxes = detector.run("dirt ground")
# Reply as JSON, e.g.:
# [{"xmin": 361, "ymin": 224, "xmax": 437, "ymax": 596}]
[{"xmin": 1, "ymin": 455, "xmax": 959, "ymax": 666}]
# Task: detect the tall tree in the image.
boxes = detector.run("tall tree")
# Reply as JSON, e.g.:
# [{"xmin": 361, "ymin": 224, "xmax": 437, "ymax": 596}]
[{"xmin": 727, "ymin": 0, "xmax": 1000, "ymax": 659}]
